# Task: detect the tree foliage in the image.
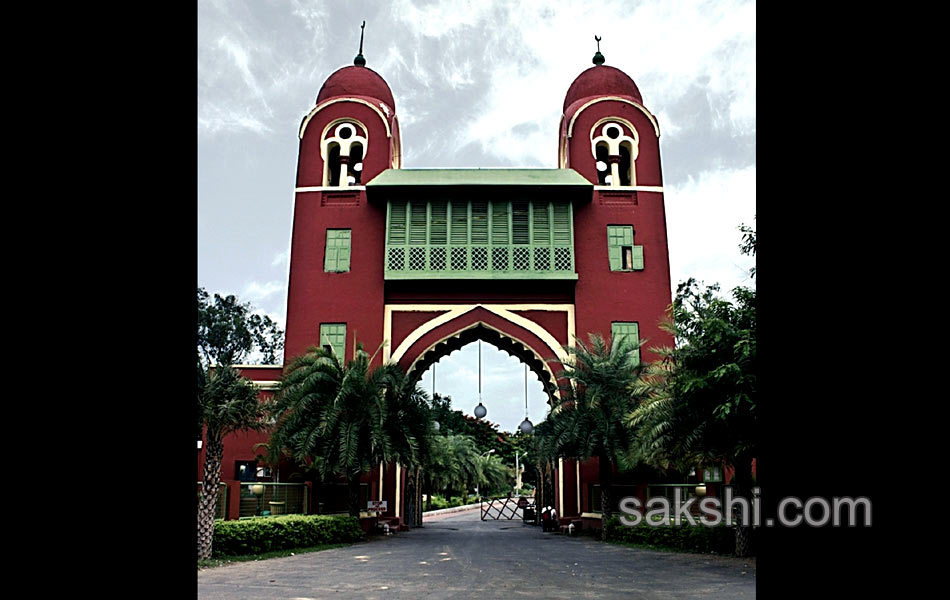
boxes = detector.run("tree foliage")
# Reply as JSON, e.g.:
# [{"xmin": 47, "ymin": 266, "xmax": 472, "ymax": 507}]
[
  {"xmin": 426, "ymin": 433, "xmax": 512, "ymax": 499},
  {"xmin": 627, "ymin": 223, "xmax": 757, "ymax": 556},
  {"xmin": 197, "ymin": 287, "xmax": 276, "ymax": 560},
  {"xmin": 266, "ymin": 343, "xmax": 431, "ymax": 516},
  {"xmin": 539, "ymin": 333, "xmax": 649, "ymax": 538},
  {"xmin": 628, "ymin": 280, "xmax": 756, "ymax": 472},
  {"xmin": 197, "ymin": 287, "xmax": 284, "ymax": 367}
]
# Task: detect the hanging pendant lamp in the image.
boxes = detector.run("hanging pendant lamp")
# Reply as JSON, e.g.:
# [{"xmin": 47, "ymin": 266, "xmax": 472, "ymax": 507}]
[
  {"xmin": 519, "ymin": 364, "xmax": 534, "ymax": 434},
  {"xmin": 474, "ymin": 341, "xmax": 487, "ymax": 419}
]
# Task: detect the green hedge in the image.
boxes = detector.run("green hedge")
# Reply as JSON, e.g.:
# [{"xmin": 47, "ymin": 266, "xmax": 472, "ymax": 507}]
[
  {"xmin": 212, "ymin": 514, "xmax": 363, "ymax": 557},
  {"xmin": 604, "ymin": 516, "xmax": 737, "ymax": 555}
]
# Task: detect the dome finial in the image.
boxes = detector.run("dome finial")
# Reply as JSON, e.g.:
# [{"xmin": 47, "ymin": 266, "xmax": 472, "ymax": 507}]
[
  {"xmin": 354, "ymin": 21, "xmax": 367, "ymax": 66},
  {"xmin": 592, "ymin": 35, "xmax": 605, "ymax": 65}
]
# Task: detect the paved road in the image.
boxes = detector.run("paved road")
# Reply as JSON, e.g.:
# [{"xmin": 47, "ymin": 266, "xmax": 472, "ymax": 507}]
[{"xmin": 197, "ymin": 508, "xmax": 755, "ymax": 599}]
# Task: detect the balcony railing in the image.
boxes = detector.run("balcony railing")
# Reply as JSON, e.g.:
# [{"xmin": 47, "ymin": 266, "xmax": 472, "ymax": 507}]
[{"xmin": 385, "ymin": 244, "xmax": 576, "ymax": 279}]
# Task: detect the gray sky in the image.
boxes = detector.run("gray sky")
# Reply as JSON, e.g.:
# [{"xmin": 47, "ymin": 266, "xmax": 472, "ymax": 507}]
[{"xmin": 198, "ymin": 0, "xmax": 756, "ymax": 433}]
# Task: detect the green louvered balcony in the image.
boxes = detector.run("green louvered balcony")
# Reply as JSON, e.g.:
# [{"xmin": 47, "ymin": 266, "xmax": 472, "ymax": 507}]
[{"xmin": 384, "ymin": 199, "xmax": 577, "ymax": 280}]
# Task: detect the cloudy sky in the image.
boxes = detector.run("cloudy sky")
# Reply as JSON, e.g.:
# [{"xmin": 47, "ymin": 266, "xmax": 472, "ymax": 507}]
[{"xmin": 197, "ymin": 0, "xmax": 755, "ymax": 433}]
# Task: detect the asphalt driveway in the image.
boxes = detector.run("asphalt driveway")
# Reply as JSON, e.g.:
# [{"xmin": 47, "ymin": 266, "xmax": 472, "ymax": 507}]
[{"xmin": 197, "ymin": 508, "xmax": 755, "ymax": 599}]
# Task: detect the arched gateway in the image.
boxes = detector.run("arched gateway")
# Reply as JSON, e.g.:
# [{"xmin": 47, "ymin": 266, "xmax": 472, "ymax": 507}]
[{"xmin": 204, "ymin": 46, "xmax": 674, "ymax": 531}]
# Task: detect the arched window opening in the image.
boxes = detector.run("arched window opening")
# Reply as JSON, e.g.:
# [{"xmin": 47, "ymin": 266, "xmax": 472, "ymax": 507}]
[
  {"xmin": 326, "ymin": 143, "xmax": 341, "ymax": 186},
  {"xmin": 322, "ymin": 121, "xmax": 368, "ymax": 187},
  {"xmin": 618, "ymin": 143, "xmax": 632, "ymax": 187},
  {"xmin": 590, "ymin": 121, "xmax": 638, "ymax": 187},
  {"xmin": 595, "ymin": 143, "xmax": 610, "ymax": 185},
  {"xmin": 348, "ymin": 143, "xmax": 364, "ymax": 185}
]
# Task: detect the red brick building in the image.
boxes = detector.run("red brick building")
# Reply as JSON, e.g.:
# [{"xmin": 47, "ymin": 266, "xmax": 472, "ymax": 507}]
[{"xmin": 200, "ymin": 49, "xmax": 690, "ymax": 527}]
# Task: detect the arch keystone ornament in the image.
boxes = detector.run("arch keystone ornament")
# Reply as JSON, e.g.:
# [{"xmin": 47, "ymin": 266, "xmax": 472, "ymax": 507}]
[{"xmin": 216, "ymin": 47, "xmax": 674, "ymax": 531}]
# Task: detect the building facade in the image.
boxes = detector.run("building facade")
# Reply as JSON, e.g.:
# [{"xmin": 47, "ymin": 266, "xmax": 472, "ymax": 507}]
[{"xmin": 201, "ymin": 49, "xmax": 685, "ymax": 528}]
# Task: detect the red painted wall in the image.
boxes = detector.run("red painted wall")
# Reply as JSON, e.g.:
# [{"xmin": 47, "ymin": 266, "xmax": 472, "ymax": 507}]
[
  {"xmin": 285, "ymin": 98, "xmax": 397, "ymax": 366},
  {"xmin": 567, "ymin": 98, "xmax": 674, "ymax": 359},
  {"xmin": 204, "ymin": 65, "xmax": 678, "ymax": 522}
]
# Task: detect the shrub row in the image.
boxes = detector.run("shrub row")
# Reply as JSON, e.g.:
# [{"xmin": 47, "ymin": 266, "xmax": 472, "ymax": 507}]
[
  {"xmin": 212, "ymin": 514, "xmax": 363, "ymax": 557},
  {"xmin": 426, "ymin": 494, "xmax": 476, "ymax": 510},
  {"xmin": 604, "ymin": 516, "xmax": 736, "ymax": 555}
]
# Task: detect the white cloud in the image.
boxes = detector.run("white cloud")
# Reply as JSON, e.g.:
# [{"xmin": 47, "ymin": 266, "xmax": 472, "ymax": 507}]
[
  {"xmin": 666, "ymin": 165, "xmax": 756, "ymax": 294},
  {"xmin": 271, "ymin": 250, "xmax": 289, "ymax": 268},
  {"xmin": 242, "ymin": 280, "xmax": 286, "ymax": 303}
]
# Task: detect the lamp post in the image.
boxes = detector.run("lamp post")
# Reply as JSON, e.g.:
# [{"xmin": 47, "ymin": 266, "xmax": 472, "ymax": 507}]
[
  {"xmin": 476, "ymin": 449, "xmax": 495, "ymax": 499},
  {"xmin": 515, "ymin": 451, "xmax": 527, "ymax": 491},
  {"xmin": 250, "ymin": 483, "xmax": 264, "ymax": 516}
]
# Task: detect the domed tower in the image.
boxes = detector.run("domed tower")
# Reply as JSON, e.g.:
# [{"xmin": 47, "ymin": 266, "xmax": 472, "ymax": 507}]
[
  {"xmin": 284, "ymin": 30, "xmax": 401, "ymax": 365},
  {"xmin": 296, "ymin": 61, "xmax": 401, "ymax": 189},
  {"xmin": 560, "ymin": 41, "xmax": 673, "ymax": 380}
]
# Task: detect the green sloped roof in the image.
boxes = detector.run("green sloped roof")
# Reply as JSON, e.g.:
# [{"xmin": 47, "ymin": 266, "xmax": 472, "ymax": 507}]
[{"xmin": 366, "ymin": 168, "xmax": 592, "ymax": 187}]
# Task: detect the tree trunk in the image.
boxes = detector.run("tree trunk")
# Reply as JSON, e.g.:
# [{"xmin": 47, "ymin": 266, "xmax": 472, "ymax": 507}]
[
  {"xmin": 730, "ymin": 453, "xmax": 755, "ymax": 557},
  {"xmin": 197, "ymin": 435, "xmax": 224, "ymax": 560},
  {"xmin": 599, "ymin": 454, "xmax": 613, "ymax": 542},
  {"xmin": 406, "ymin": 468, "xmax": 417, "ymax": 528},
  {"xmin": 425, "ymin": 471, "xmax": 433, "ymax": 513},
  {"xmin": 347, "ymin": 473, "xmax": 362, "ymax": 518}
]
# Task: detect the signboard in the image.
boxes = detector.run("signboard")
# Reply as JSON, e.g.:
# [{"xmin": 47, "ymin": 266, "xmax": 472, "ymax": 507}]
[
  {"xmin": 367, "ymin": 500, "xmax": 388, "ymax": 513},
  {"xmin": 517, "ymin": 497, "xmax": 528, "ymax": 509}
]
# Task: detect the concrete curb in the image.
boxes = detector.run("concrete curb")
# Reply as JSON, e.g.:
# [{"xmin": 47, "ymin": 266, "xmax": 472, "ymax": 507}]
[{"xmin": 422, "ymin": 503, "xmax": 481, "ymax": 517}]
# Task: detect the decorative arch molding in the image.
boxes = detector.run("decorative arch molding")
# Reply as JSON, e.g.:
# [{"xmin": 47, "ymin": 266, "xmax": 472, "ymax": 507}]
[
  {"xmin": 566, "ymin": 96, "xmax": 660, "ymax": 139},
  {"xmin": 384, "ymin": 303, "xmax": 575, "ymax": 402},
  {"xmin": 589, "ymin": 116, "xmax": 640, "ymax": 146},
  {"xmin": 299, "ymin": 97, "xmax": 393, "ymax": 140},
  {"xmin": 405, "ymin": 321, "xmax": 560, "ymax": 401}
]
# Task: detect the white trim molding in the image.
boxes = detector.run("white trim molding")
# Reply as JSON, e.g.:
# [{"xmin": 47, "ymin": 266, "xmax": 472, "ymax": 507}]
[
  {"xmin": 295, "ymin": 185, "xmax": 367, "ymax": 193},
  {"xmin": 593, "ymin": 185, "xmax": 664, "ymax": 192},
  {"xmin": 384, "ymin": 303, "xmax": 575, "ymax": 365},
  {"xmin": 567, "ymin": 96, "xmax": 660, "ymax": 139},
  {"xmin": 299, "ymin": 98, "xmax": 393, "ymax": 140}
]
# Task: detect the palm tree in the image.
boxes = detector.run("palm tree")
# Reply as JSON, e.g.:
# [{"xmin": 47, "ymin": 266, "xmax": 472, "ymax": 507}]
[
  {"xmin": 476, "ymin": 454, "xmax": 512, "ymax": 497},
  {"xmin": 267, "ymin": 343, "xmax": 428, "ymax": 518},
  {"xmin": 540, "ymin": 333, "xmax": 648, "ymax": 541},
  {"xmin": 197, "ymin": 362, "xmax": 268, "ymax": 559},
  {"xmin": 428, "ymin": 434, "xmax": 482, "ymax": 503}
]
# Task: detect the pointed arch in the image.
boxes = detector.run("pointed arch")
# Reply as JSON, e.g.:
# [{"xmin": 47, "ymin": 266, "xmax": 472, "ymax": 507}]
[{"xmin": 383, "ymin": 303, "xmax": 575, "ymax": 405}]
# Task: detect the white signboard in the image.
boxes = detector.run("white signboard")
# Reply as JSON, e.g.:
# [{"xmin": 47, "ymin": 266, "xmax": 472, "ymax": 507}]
[{"xmin": 367, "ymin": 500, "xmax": 388, "ymax": 513}]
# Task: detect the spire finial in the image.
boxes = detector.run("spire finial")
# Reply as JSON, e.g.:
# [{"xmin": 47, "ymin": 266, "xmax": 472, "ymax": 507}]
[
  {"xmin": 354, "ymin": 21, "xmax": 366, "ymax": 66},
  {"xmin": 592, "ymin": 35, "xmax": 605, "ymax": 65}
]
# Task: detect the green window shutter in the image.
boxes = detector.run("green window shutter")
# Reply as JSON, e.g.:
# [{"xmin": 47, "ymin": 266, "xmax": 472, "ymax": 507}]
[
  {"xmin": 611, "ymin": 322, "xmax": 640, "ymax": 365},
  {"xmin": 607, "ymin": 225, "xmax": 634, "ymax": 271},
  {"xmin": 385, "ymin": 199, "xmax": 576, "ymax": 278},
  {"xmin": 471, "ymin": 202, "xmax": 489, "ymax": 244},
  {"xmin": 409, "ymin": 202, "xmax": 427, "ymax": 245},
  {"xmin": 491, "ymin": 201, "xmax": 510, "ymax": 245},
  {"xmin": 324, "ymin": 229, "xmax": 351, "ymax": 272},
  {"xmin": 337, "ymin": 230, "xmax": 351, "ymax": 271},
  {"xmin": 632, "ymin": 245, "xmax": 644, "ymax": 270},
  {"xmin": 608, "ymin": 245, "xmax": 622, "ymax": 271},
  {"xmin": 552, "ymin": 203, "xmax": 571, "ymax": 245},
  {"xmin": 430, "ymin": 201, "xmax": 447, "ymax": 245},
  {"xmin": 532, "ymin": 201, "xmax": 550, "ymax": 244},
  {"xmin": 512, "ymin": 201, "xmax": 529, "ymax": 245},
  {"xmin": 319, "ymin": 323, "xmax": 346, "ymax": 357},
  {"xmin": 450, "ymin": 201, "xmax": 468, "ymax": 245},
  {"xmin": 389, "ymin": 201, "xmax": 406, "ymax": 245}
]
